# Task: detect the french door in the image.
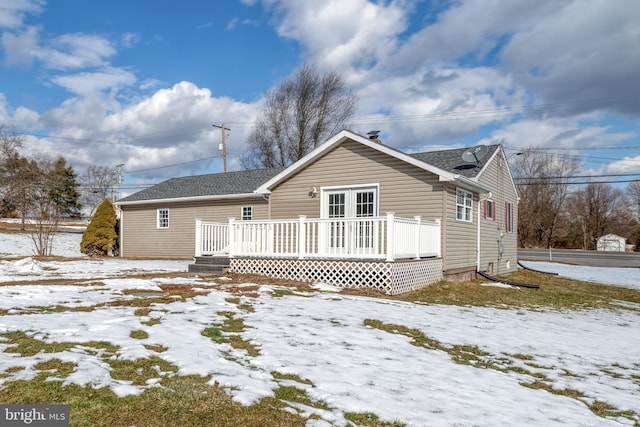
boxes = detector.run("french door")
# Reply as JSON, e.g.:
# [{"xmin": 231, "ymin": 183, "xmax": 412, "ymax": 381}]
[{"xmin": 323, "ymin": 186, "xmax": 378, "ymax": 255}]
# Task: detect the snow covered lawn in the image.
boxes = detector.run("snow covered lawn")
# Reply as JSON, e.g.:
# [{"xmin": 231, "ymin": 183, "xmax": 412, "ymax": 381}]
[{"xmin": 0, "ymin": 231, "xmax": 639, "ymax": 426}]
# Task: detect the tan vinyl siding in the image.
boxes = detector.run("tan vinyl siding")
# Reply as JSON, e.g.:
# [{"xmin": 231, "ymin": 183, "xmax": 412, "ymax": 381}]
[
  {"xmin": 269, "ymin": 140, "xmax": 444, "ymax": 221},
  {"xmin": 477, "ymin": 149, "xmax": 518, "ymax": 274},
  {"xmin": 442, "ymin": 184, "xmax": 478, "ymax": 271},
  {"xmin": 120, "ymin": 198, "xmax": 268, "ymax": 258}
]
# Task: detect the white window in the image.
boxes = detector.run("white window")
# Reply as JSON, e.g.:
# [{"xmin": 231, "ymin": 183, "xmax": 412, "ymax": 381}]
[
  {"xmin": 322, "ymin": 186, "xmax": 378, "ymax": 219},
  {"xmin": 157, "ymin": 208, "xmax": 169, "ymax": 228},
  {"xmin": 456, "ymin": 189, "xmax": 473, "ymax": 222},
  {"xmin": 241, "ymin": 206, "xmax": 253, "ymax": 221}
]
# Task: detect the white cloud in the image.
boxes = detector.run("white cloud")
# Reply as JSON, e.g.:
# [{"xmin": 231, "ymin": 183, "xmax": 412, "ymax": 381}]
[
  {"xmin": 478, "ymin": 117, "xmax": 634, "ymax": 154},
  {"xmin": 2, "ymin": 27, "xmax": 116, "ymax": 70},
  {"xmin": 32, "ymin": 82, "xmax": 264, "ymax": 181},
  {"xmin": 225, "ymin": 18, "xmax": 239, "ymax": 30},
  {"xmin": 50, "ymin": 67, "xmax": 136, "ymax": 96},
  {"xmin": 0, "ymin": 0, "xmax": 44, "ymax": 29},
  {"xmin": 196, "ymin": 22, "xmax": 213, "ymax": 30},
  {"xmin": 501, "ymin": 0, "xmax": 640, "ymax": 116},
  {"xmin": 391, "ymin": 0, "xmax": 556, "ymax": 68},
  {"xmin": 38, "ymin": 33, "xmax": 116, "ymax": 70},
  {"xmin": 139, "ymin": 78, "xmax": 163, "ymax": 91},
  {"xmin": 1, "ymin": 25, "xmax": 39, "ymax": 66},
  {"xmin": 10, "ymin": 105, "xmax": 39, "ymax": 128},
  {"xmin": 354, "ymin": 66, "xmax": 526, "ymax": 148},
  {"xmin": 604, "ymin": 156, "xmax": 640, "ymax": 175},
  {"xmin": 226, "ymin": 18, "xmax": 257, "ymax": 31},
  {"xmin": 120, "ymin": 32, "xmax": 139, "ymax": 48},
  {"xmin": 239, "ymin": 0, "xmax": 639, "ymax": 159},
  {"xmin": 5, "ymin": 0, "xmax": 639, "ymax": 187},
  {"xmin": 263, "ymin": 0, "xmax": 406, "ymax": 76},
  {"xmin": 0, "ymin": 93, "xmax": 39, "ymax": 128}
]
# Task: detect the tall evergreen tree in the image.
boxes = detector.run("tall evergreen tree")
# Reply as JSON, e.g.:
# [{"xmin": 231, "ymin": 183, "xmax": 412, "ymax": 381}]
[
  {"xmin": 3, "ymin": 153, "xmax": 41, "ymax": 229},
  {"xmin": 81, "ymin": 199, "xmax": 117, "ymax": 256},
  {"xmin": 0, "ymin": 125, "xmax": 24, "ymax": 217},
  {"xmin": 47, "ymin": 157, "xmax": 82, "ymax": 218}
]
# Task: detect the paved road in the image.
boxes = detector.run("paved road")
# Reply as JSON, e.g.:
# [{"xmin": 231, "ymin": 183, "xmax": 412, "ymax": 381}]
[{"xmin": 518, "ymin": 248, "xmax": 640, "ymax": 268}]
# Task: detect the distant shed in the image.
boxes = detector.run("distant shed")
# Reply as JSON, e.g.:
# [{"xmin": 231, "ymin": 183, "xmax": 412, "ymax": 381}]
[{"xmin": 597, "ymin": 234, "xmax": 626, "ymax": 252}]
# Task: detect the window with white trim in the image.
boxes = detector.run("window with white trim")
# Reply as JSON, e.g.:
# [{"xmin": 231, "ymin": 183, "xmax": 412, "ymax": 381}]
[
  {"xmin": 456, "ymin": 188, "xmax": 473, "ymax": 222},
  {"xmin": 484, "ymin": 199, "xmax": 494, "ymax": 220},
  {"xmin": 241, "ymin": 206, "xmax": 253, "ymax": 221},
  {"xmin": 157, "ymin": 208, "xmax": 169, "ymax": 228}
]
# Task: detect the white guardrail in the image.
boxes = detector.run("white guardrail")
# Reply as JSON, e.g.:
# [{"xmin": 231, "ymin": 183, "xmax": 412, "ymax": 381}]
[{"xmin": 196, "ymin": 213, "xmax": 440, "ymax": 261}]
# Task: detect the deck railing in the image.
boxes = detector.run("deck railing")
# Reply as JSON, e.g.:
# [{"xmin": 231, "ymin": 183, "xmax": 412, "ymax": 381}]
[{"xmin": 195, "ymin": 213, "xmax": 440, "ymax": 261}]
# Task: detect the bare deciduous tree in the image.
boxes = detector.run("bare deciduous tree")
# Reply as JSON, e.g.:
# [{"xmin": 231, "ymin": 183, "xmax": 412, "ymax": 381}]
[
  {"xmin": 626, "ymin": 181, "xmax": 640, "ymax": 222},
  {"xmin": 511, "ymin": 149, "xmax": 580, "ymax": 248},
  {"xmin": 30, "ymin": 160, "xmax": 59, "ymax": 256},
  {"xmin": 241, "ymin": 63, "xmax": 357, "ymax": 169},
  {"xmin": 0, "ymin": 125, "xmax": 23, "ymax": 157},
  {"xmin": 625, "ymin": 181, "xmax": 640, "ymax": 250},
  {"xmin": 566, "ymin": 183, "xmax": 626, "ymax": 250},
  {"xmin": 81, "ymin": 165, "xmax": 119, "ymax": 217}
]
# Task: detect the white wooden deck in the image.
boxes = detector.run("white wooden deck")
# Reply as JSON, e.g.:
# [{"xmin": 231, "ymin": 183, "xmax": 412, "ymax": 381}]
[
  {"xmin": 193, "ymin": 215, "xmax": 443, "ymax": 294},
  {"xmin": 195, "ymin": 213, "xmax": 441, "ymax": 261}
]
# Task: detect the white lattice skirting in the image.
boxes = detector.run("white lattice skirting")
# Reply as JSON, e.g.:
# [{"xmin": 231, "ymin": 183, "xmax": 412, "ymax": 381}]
[{"xmin": 229, "ymin": 258, "xmax": 443, "ymax": 295}]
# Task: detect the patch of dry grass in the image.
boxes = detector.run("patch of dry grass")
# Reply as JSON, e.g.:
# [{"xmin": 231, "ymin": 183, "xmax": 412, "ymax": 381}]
[
  {"xmin": 202, "ymin": 311, "xmax": 260, "ymax": 357},
  {"xmin": 0, "ymin": 374, "xmax": 307, "ymax": 426},
  {"xmin": 394, "ymin": 269, "xmax": 640, "ymax": 310}
]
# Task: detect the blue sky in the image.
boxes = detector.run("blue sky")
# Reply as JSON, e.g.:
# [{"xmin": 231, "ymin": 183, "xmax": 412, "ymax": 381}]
[{"xmin": 1, "ymin": 0, "xmax": 639, "ymax": 194}]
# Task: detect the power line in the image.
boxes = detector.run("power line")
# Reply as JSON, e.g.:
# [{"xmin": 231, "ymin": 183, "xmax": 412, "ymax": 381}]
[
  {"xmin": 506, "ymin": 148, "xmax": 640, "ymax": 165},
  {"xmin": 517, "ymin": 178, "xmax": 640, "ymax": 185},
  {"xmin": 513, "ymin": 145, "xmax": 640, "ymax": 151},
  {"xmin": 12, "ymin": 93, "xmax": 639, "ymax": 146},
  {"xmin": 125, "ymin": 154, "xmax": 223, "ymax": 174},
  {"xmin": 514, "ymin": 173, "xmax": 640, "ymax": 180}
]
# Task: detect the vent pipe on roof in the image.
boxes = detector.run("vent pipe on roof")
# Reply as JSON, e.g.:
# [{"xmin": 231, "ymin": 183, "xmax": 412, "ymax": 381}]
[{"xmin": 367, "ymin": 130, "xmax": 382, "ymax": 144}]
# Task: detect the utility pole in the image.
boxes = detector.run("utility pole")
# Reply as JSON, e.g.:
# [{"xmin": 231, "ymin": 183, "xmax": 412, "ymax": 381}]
[
  {"xmin": 212, "ymin": 123, "xmax": 230, "ymax": 172},
  {"xmin": 116, "ymin": 164, "xmax": 125, "ymax": 201}
]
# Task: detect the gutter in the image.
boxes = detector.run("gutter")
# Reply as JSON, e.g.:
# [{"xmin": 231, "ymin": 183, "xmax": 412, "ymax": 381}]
[
  {"xmin": 477, "ymin": 192, "xmax": 492, "ymax": 272},
  {"xmin": 117, "ymin": 192, "xmax": 264, "ymax": 207},
  {"xmin": 454, "ymin": 174, "xmax": 491, "ymax": 193}
]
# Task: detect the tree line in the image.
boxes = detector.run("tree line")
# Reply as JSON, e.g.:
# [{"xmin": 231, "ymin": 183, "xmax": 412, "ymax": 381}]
[
  {"xmin": 0, "ymin": 125, "xmax": 121, "ymax": 255},
  {"xmin": 511, "ymin": 149, "xmax": 640, "ymax": 251}
]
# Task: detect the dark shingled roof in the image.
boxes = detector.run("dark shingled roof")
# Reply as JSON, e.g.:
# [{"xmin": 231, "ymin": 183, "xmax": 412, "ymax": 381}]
[
  {"xmin": 118, "ymin": 168, "xmax": 283, "ymax": 203},
  {"xmin": 119, "ymin": 143, "xmax": 500, "ymax": 204},
  {"xmin": 410, "ymin": 145, "xmax": 499, "ymax": 178}
]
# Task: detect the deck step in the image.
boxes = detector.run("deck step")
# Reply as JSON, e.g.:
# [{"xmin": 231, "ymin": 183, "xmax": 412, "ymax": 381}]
[
  {"xmin": 192, "ymin": 256, "xmax": 230, "ymax": 265},
  {"xmin": 188, "ymin": 256, "xmax": 230, "ymax": 274}
]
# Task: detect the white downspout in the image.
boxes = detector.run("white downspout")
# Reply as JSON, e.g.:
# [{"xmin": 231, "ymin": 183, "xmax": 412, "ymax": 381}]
[{"xmin": 477, "ymin": 192, "xmax": 492, "ymax": 272}]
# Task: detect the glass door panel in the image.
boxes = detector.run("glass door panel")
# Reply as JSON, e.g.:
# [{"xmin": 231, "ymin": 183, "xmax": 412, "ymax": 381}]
[
  {"xmin": 354, "ymin": 190, "xmax": 376, "ymax": 251},
  {"xmin": 322, "ymin": 187, "xmax": 378, "ymax": 256},
  {"xmin": 327, "ymin": 192, "xmax": 346, "ymax": 251}
]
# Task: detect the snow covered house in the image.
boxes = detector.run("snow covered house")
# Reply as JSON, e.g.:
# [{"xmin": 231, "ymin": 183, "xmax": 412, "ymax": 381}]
[
  {"xmin": 117, "ymin": 130, "xmax": 518, "ymax": 294},
  {"xmin": 597, "ymin": 234, "xmax": 626, "ymax": 252}
]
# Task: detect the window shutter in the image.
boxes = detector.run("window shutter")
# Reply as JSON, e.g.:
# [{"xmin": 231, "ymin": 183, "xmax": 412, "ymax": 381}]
[{"xmin": 483, "ymin": 200, "xmax": 487, "ymax": 219}]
